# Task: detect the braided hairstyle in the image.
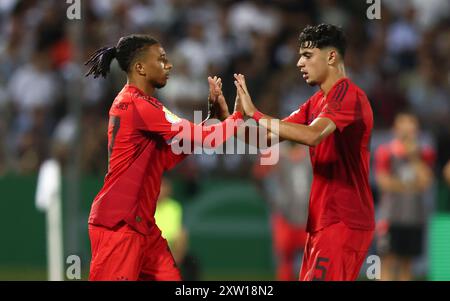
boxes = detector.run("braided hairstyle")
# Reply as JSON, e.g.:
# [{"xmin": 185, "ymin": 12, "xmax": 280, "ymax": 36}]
[{"xmin": 85, "ymin": 34, "xmax": 159, "ymax": 78}]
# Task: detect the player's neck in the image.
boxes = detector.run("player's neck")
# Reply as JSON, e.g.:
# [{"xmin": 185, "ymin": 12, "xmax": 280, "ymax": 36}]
[
  {"xmin": 127, "ymin": 78, "xmax": 155, "ymax": 97},
  {"xmin": 320, "ymin": 65, "xmax": 346, "ymax": 97}
]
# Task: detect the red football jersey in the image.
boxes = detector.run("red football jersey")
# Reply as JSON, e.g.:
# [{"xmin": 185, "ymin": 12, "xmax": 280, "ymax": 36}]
[
  {"xmin": 284, "ymin": 78, "xmax": 375, "ymax": 233},
  {"xmin": 89, "ymin": 84, "xmax": 242, "ymax": 234}
]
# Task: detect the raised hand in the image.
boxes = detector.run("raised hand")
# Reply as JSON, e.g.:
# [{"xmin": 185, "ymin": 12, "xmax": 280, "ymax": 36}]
[
  {"xmin": 233, "ymin": 93, "xmax": 244, "ymax": 115},
  {"xmin": 207, "ymin": 76, "xmax": 218, "ymax": 119},
  {"xmin": 207, "ymin": 76, "xmax": 230, "ymax": 120},
  {"xmin": 234, "ymin": 73, "xmax": 256, "ymax": 117}
]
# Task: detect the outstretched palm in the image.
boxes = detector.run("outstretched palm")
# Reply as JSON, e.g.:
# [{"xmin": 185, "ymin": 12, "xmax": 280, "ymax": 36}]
[
  {"xmin": 234, "ymin": 73, "xmax": 256, "ymax": 117},
  {"xmin": 208, "ymin": 76, "xmax": 230, "ymax": 120}
]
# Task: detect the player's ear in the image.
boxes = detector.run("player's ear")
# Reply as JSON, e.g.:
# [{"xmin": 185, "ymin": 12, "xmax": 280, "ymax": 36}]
[
  {"xmin": 327, "ymin": 49, "xmax": 337, "ymax": 65},
  {"xmin": 134, "ymin": 62, "xmax": 146, "ymax": 76}
]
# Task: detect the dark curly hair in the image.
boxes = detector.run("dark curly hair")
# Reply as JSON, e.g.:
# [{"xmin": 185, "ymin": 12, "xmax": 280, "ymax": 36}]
[{"xmin": 299, "ymin": 24, "xmax": 347, "ymax": 57}]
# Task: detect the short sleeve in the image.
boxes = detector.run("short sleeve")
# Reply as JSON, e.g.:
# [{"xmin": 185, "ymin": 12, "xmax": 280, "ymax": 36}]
[
  {"xmin": 282, "ymin": 99, "xmax": 311, "ymax": 125},
  {"xmin": 318, "ymin": 80, "xmax": 358, "ymax": 131},
  {"xmin": 133, "ymin": 97, "xmax": 182, "ymax": 143}
]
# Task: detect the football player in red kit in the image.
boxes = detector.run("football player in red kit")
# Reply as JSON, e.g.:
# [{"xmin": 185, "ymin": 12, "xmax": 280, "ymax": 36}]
[
  {"xmin": 84, "ymin": 34, "xmax": 242, "ymax": 281},
  {"xmin": 235, "ymin": 24, "xmax": 375, "ymax": 281}
]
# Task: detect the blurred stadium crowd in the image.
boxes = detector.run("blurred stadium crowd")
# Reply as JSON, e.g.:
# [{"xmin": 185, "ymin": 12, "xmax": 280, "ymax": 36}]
[
  {"xmin": 0, "ymin": 0, "xmax": 449, "ymax": 280},
  {"xmin": 0, "ymin": 0, "xmax": 448, "ymax": 176}
]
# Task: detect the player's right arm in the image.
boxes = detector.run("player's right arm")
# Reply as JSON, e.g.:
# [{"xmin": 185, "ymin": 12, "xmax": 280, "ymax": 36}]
[{"xmin": 133, "ymin": 95, "xmax": 243, "ymax": 150}]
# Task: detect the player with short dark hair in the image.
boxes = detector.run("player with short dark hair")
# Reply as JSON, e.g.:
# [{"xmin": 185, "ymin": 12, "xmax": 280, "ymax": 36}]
[
  {"xmin": 234, "ymin": 24, "xmax": 375, "ymax": 281},
  {"xmin": 85, "ymin": 34, "xmax": 242, "ymax": 281}
]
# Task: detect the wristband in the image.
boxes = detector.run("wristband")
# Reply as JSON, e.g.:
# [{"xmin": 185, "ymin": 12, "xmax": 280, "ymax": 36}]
[
  {"xmin": 231, "ymin": 111, "xmax": 243, "ymax": 120},
  {"xmin": 252, "ymin": 110, "xmax": 264, "ymax": 122}
]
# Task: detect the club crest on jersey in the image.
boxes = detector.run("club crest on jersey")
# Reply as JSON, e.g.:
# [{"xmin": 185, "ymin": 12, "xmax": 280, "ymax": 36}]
[{"xmin": 163, "ymin": 106, "xmax": 182, "ymax": 124}]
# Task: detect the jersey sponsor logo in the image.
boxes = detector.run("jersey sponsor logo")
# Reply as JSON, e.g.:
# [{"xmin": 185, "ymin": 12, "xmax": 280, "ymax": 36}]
[{"xmin": 162, "ymin": 106, "xmax": 182, "ymax": 124}]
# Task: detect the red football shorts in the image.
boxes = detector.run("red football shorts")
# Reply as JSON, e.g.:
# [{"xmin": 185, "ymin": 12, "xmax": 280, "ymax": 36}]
[
  {"xmin": 88, "ymin": 223, "xmax": 182, "ymax": 281},
  {"xmin": 299, "ymin": 221, "xmax": 374, "ymax": 281}
]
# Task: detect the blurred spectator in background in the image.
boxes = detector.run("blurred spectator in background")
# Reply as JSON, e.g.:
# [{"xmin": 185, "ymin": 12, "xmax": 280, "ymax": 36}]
[
  {"xmin": 375, "ymin": 112, "xmax": 435, "ymax": 280},
  {"xmin": 0, "ymin": 0, "xmax": 448, "ymax": 181},
  {"xmin": 6, "ymin": 41, "xmax": 59, "ymax": 173},
  {"xmin": 155, "ymin": 177, "xmax": 200, "ymax": 280},
  {"xmin": 253, "ymin": 143, "xmax": 311, "ymax": 280}
]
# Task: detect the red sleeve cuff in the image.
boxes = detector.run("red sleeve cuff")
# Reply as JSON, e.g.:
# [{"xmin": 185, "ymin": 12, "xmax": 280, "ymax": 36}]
[
  {"xmin": 252, "ymin": 110, "xmax": 263, "ymax": 122},
  {"xmin": 231, "ymin": 111, "xmax": 243, "ymax": 120}
]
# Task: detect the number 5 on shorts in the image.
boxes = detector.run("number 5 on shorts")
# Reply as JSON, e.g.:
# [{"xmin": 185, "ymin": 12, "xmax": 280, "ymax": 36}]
[{"xmin": 313, "ymin": 257, "xmax": 329, "ymax": 281}]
